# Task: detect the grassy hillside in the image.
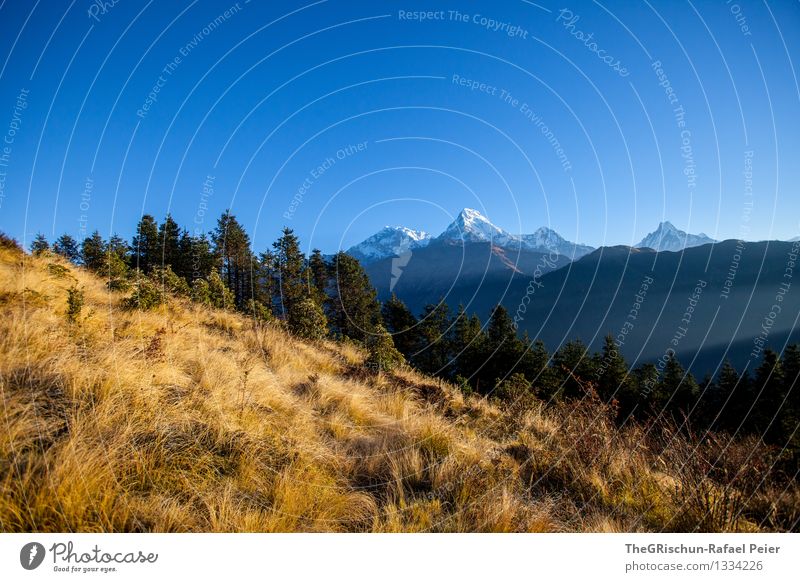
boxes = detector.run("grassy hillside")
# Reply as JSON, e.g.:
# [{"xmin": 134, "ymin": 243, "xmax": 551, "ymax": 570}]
[{"xmin": 0, "ymin": 243, "xmax": 797, "ymax": 532}]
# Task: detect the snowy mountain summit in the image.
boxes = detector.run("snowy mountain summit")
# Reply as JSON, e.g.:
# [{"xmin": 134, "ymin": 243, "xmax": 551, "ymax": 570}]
[
  {"xmin": 346, "ymin": 226, "xmax": 431, "ymax": 264},
  {"xmin": 437, "ymin": 208, "xmax": 519, "ymax": 247},
  {"xmin": 348, "ymin": 208, "xmax": 595, "ymax": 263},
  {"xmin": 635, "ymin": 221, "xmax": 715, "ymax": 252}
]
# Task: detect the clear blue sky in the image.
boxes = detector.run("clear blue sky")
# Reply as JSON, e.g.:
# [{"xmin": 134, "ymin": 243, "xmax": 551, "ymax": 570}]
[{"xmin": 0, "ymin": 0, "xmax": 798, "ymax": 254}]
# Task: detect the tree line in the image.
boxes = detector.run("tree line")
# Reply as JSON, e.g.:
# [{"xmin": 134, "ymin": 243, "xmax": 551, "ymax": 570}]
[{"xmin": 27, "ymin": 213, "xmax": 800, "ymax": 472}]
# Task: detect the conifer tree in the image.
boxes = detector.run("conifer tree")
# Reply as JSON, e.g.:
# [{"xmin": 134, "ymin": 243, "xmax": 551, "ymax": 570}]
[
  {"xmin": 53, "ymin": 234, "xmax": 80, "ymax": 263},
  {"xmin": 519, "ymin": 336, "xmax": 554, "ymax": 397},
  {"xmin": 595, "ymin": 334, "xmax": 629, "ymax": 402},
  {"xmin": 414, "ymin": 302, "xmax": 452, "ymax": 375},
  {"xmin": 131, "ymin": 215, "xmax": 159, "ymax": 273},
  {"xmin": 326, "ymin": 252, "xmax": 381, "ymax": 342},
  {"xmin": 272, "ymin": 227, "xmax": 305, "ymax": 318},
  {"xmin": 31, "ymin": 233, "xmax": 49, "ymax": 255},
  {"xmin": 449, "ymin": 305, "xmax": 485, "ymax": 384},
  {"xmin": 381, "ymin": 294, "xmax": 421, "ymax": 359},
  {"xmin": 158, "ymin": 214, "xmax": 182, "ymax": 271},
  {"xmin": 307, "ymin": 248, "xmax": 328, "ymax": 303},
  {"xmin": 551, "ymin": 339, "xmax": 594, "ymax": 398},
  {"xmin": 750, "ymin": 349, "xmax": 784, "ymax": 438},
  {"xmin": 652, "ymin": 353, "xmax": 698, "ymax": 419},
  {"xmin": 81, "ymin": 231, "xmax": 106, "ymax": 271},
  {"xmin": 213, "ymin": 211, "xmax": 253, "ymax": 308}
]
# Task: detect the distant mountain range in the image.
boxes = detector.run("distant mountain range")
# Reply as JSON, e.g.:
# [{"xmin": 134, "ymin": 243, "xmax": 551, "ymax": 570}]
[
  {"xmin": 634, "ymin": 221, "xmax": 716, "ymax": 252},
  {"xmin": 347, "ymin": 208, "xmax": 595, "ymax": 263},
  {"xmin": 347, "ymin": 209, "xmax": 799, "ymax": 374}
]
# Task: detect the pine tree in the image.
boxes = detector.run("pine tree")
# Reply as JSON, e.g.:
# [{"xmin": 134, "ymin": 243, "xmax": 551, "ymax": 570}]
[
  {"xmin": 212, "ymin": 211, "xmax": 253, "ymax": 308},
  {"xmin": 551, "ymin": 339, "xmax": 594, "ymax": 398},
  {"xmin": 381, "ymin": 294, "xmax": 420, "ymax": 359},
  {"xmin": 326, "ymin": 252, "xmax": 381, "ymax": 342},
  {"xmin": 307, "ymin": 249, "xmax": 328, "ymax": 303},
  {"xmin": 595, "ymin": 334, "xmax": 629, "ymax": 402},
  {"xmin": 188, "ymin": 233, "xmax": 214, "ymax": 282},
  {"xmin": 30, "ymin": 233, "xmax": 49, "ymax": 255},
  {"xmin": 131, "ymin": 215, "xmax": 159, "ymax": 273},
  {"xmin": 705, "ymin": 360, "xmax": 741, "ymax": 431},
  {"xmin": 449, "ymin": 305, "xmax": 485, "ymax": 384},
  {"xmin": 519, "ymin": 336, "xmax": 554, "ymax": 398},
  {"xmin": 480, "ymin": 304, "xmax": 524, "ymax": 389},
  {"xmin": 414, "ymin": 302, "xmax": 452, "ymax": 375},
  {"xmin": 81, "ymin": 231, "xmax": 106, "ymax": 271},
  {"xmin": 158, "ymin": 214, "xmax": 182, "ymax": 271},
  {"xmin": 779, "ymin": 345, "xmax": 800, "ymax": 469},
  {"xmin": 53, "ymin": 234, "xmax": 80, "ymax": 263},
  {"xmin": 272, "ymin": 227, "xmax": 305, "ymax": 318},
  {"xmin": 252, "ymin": 250, "xmax": 276, "ymax": 315},
  {"xmin": 750, "ymin": 349, "xmax": 784, "ymax": 438},
  {"xmin": 106, "ymin": 234, "xmax": 128, "ymax": 261},
  {"xmin": 653, "ymin": 353, "xmax": 699, "ymax": 420}
]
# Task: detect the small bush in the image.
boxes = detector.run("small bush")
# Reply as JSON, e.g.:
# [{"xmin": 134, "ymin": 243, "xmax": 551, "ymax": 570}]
[
  {"xmin": 207, "ymin": 269, "xmax": 235, "ymax": 310},
  {"xmin": 244, "ymin": 299, "xmax": 273, "ymax": 322},
  {"xmin": 365, "ymin": 324, "xmax": 404, "ymax": 372},
  {"xmin": 150, "ymin": 266, "xmax": 190, "ymax": 296},
  {"xmin": 288, "ymin": 297, "xmax": 328, "ymax": 340},
  {"xmin": 66, "ymin": 286, "xmax": 84, "ymax": 323},
  {"xmin": 123, "ymin": 275, "xmax": 165, "ymax": 310}
]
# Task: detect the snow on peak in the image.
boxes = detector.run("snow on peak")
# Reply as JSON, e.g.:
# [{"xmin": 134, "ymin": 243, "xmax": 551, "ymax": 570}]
[
  {"xmin": 346, "ymin": 226, "xmax": 431, "ymax": 264},
  {"xmin": 438, "ymin": 208, "xmax": 517, "ymax": 246},
  {"xmin": 635, "ymin": 222, "xmax": 715, "ymax": 252}
]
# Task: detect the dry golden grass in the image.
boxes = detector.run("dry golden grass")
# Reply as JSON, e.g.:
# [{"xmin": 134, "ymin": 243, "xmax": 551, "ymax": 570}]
[{"xmin": 0, "ymin": 247, "xmax": 795, "ymax": 532}]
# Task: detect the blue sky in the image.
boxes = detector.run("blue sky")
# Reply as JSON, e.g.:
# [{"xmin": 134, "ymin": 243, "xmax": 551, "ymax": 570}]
[{"xmin": 0, "ymin": 0, "xmax": 798, "ymax": 254}]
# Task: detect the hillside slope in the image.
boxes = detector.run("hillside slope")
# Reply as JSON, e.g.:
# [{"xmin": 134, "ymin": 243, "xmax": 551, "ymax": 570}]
[{"xmin": 0, "ymin": 245, "xmax": 796, "ymax": 532}]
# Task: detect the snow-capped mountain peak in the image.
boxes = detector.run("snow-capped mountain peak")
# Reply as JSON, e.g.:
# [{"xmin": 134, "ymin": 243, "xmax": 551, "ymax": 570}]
[
  {"xmin": 346, "ymin": 226, "xmax": 431, "ymax": 264},
  {"xmin": 635, "ymin": 221, "xmax": 715, "ymax": 252},
  {"xmin": 437, "ymin": 208, "xmax": 517, "ymax": 247}
]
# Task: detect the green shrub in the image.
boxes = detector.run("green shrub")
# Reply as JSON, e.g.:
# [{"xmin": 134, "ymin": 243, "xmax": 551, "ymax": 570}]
[
  {"xmin": 288, "ymin": 297, "xmax": 328, "ymax": 340},
  {"xmin": 207, "ymin": 269, "xmax": 235, "ymax": 310},
  {"xmin": 66, "ymin": 286, "xmax": 84, "ymax": 323},
  {"xmin": 365, "ymin": 324, "xmax": 404, "ymax": 372},
  {"xmin": 123, "ymin": 275, "xmax": 165, "ymax": 310},
  {"xmin": 150, "ymin": 265, "xmax": 190, "ymax": 296},
  {"xmin": 244, "ymin": 299, "xmax": 273, "ymax": 322}
]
